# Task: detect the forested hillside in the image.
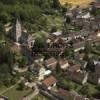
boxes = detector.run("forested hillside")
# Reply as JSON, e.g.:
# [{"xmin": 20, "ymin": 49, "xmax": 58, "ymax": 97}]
[{"xmin": 0, "ymin": 0, "xmax": 61, "ymax": 32}]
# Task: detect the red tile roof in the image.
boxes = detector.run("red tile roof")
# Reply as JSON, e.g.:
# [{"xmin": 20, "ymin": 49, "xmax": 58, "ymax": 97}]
[{"xmin": 42, "ymin": 76, "xmax": 57, "ymax": 88}]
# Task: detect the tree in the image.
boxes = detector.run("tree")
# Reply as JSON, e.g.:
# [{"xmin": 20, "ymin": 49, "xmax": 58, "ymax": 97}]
[
  {"xmin": 53, "ymin": 0, "xmax": 61, "ymax": 9},
  {"xmin": 65, "ymin": 15, "xmax": 71, "ymax": 24},
  {"xmin": 84, "ymin": 42, "xmax": 92, "ymax": 54},
  {"xmin": 56, "ymin": 62, "xmax": 62, "ymax": 75},
  {"xmin": 79, "ymin": 84, "xmax": 90, "ymax": 96},
  {"xmin": 50, "ymin": 26, "xmax": 57, "ymax": 33},
  {"xmin": 57, "ymin": 78, "xmax": 72, "ymax": 91},
  {"xmin": 0, "ymin": 44, "xmax": 14, "ymax": 65},
  {"xmin": 0, "ymin": 23, "xmax": 5, "ymax": 34},
  {"xmin": 18, "ymin": 82, "xmax": 25, "ymax": 90},
  {"xmin": 86, "ymin": 58, "xmax": 95, "ymax": 72},
  {"xmin": 3, "ymin": 79, "xmax": 11, "ymax": 87},
  {"xmin": 63, "ymin": 47, "xmax": 75, "ymax": 59},
  {"xmin": 10, "ymin": 78, "xmax": 17, "ymax": 85},
  {"xmin": 90, "ymin": 5, "xmax": 97, "ymax": 16},
  {"xmin": 33, "ymin": 34, "xmax": 47, "ymax": 53},
  {"xmin": 19, "ymin": 56, "xmax": 28, "ymax": 68},
  {"xmin": 0, "ymin": 12, "xmax": 10, "ymax": 24},
  {"xmin": 83, "ymin": 54, "xmax": 89, "ymax": 61}
]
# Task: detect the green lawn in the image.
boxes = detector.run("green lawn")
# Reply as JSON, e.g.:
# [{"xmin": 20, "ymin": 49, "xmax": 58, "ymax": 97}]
[
  {"xmin": 46, "ymin": 15, "xmax": 64, "ymax": 31},
  {"xmin": 87, "ymin": 83, "xmax": 99, "ymax": 95},
  {"xmin": 90, "ymin": 45, "xmax": 100, "ymax": 60},
  {"xmin": 0, "ymin": 86, "xmax": 7, "ymax": 93},
  {"xmin": 3, "ymin": 85, "xmax": 32, "ymax": 100}
]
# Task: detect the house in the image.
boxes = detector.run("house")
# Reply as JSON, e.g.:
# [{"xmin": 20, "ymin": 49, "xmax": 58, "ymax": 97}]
[
  {"xmin": 67, "ymin": 71, "xmax": 88, "ymax": 85},
  {"xmin": 87, "ymin": 63, "xmax": 100, "ymax": 85},
  {"xmin": 51, "ymin": 31, "xmax": 62, "ymax": 37},
  {"xmin": 95, "ymin": 64, "xmax": 100, "ymax": 75},
  {"xmin": 38, "ymin": 67, "xmax": 46, "ymax": 81},
  {"xmin": 82, "ymin": 12, "xmax": 91, "ymax": 19},
  {"xmin": 45, "ymin": 57, "xmax": 57, "ymax": 70},
  {"xmin": 68, "ymin": 64, "xmax": 81, "ymax": 73},
  {"xmin": 42, "ymin": 76, "xmax": 57, "ymax": 90},
  {"xmin": 34, "ymin": 56, "xmax": 44, "ymax": 63},
  {"xmin": 71, "ymin": 18, "xmax": 84, "ymax": 28},
  {"xmin": 21, "ymin": 33, "xmax": 35, "ymax": 48},
  {"xmin": 74, "ymin": 52, "xmax": 85, "ymax": 61},
  {"xmin": 53, "ymin": 38, "xmax": 65, "ymax": 47},
  {"xmin": 72, "ymin": 6, "xmax": 82, "ymax": 18},
  {"xmin": 59, "ymin": 59, "xmax": 69, "ymax": 70},
  {"xmin": 88, "ymin": 72, "xmax": 100, "ymax": 85},
  {"xmin": 29, "ymin": 63, "xmax": 41, "ymax": 75},
  {"xmin": 65, "ymin": 11, "xmax": 73, "ymax": 18},
  {"xmin": 56, "ymin": 88, "xmax": 75, "ymax": 100},
  {"xmin": 73, "ymin": 41, "xmax": 85, "ymax": 52},
  {"xmin": 80, "ymin": 29, "xmax": 92, "ymax": 37},
  {"xmin": 67, "ymin": 32, "xmax": 82, "ymax": 39},
  {"xmin": 75, "ymin": 95, "xmax": 89, "ymax": 100},
  {"xmin": 50, "ymin": 88, "xmax": 89, "ymax": 100},
  {"xmin": 88, "ymin": 34, "xmax": 100, "ymax": 45},
  {"xmin": 89, "ymin": 21, "xmax": 99, "ymax": 31},
  {"xmin": 76, "ymin": 11, "xmax": 91, "ymax": 19},
  {"xmin": 94, "ymin": 2, "xmax": 100, "ymax": 9}
]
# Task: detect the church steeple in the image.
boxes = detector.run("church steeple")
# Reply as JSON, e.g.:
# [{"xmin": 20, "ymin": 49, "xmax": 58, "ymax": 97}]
[{"xmin": 15, "ymin": 19, "xmax": 22, "ymax": 42}]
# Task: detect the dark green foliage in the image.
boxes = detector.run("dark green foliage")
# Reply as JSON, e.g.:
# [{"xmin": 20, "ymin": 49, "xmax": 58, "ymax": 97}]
[
  {"xmin": 84, "ymin": 42, "xmax": 92, "ymax": 54},
  {"xmin": 50, "ymin": 26, "xmax": 57, "ymax": 33},
  {"xmin": 65, "ymin": 15, "xmax": 71, "ymax": 24},
  {"xmin": 18, "ymin": 82, "xmax": 25, "ymax": 90},
  {"xmin": 0, "ymin": 64, "xmax": 12, "ymax": 86},
  {"xmin": 79, "ymin": 84, "xmax": 90, "ymax": 96},
  {"xmin": 56, "ymin": 62, "xmax": 62, "ymax": 74},
  {"xmin": 0, "ymin": 23, "xmax": 5, "ymax": 34},
  {"xmin": 63, "ymin": 48, "xmax": 74, "ymax": 58},
  {"xmin": 90, "ymin": 5, "xmax": 97, "ymax": 16},
  {"xmin": 0, "ymin": 0, "xmax": 61, "ymax": 32},
  {"xmin": 57, "ymin": 77, "xmax": 73, "ymax": 91},
  {"xmin": 10, "ymin": 78, "xmax": 17, "ymax": 85},
  {"xmin": 33, "ymin": 35, "xmax": 47, "ymax": 53},
  {"xmin": 0, "ymin": 44, "xmax": 14, "ymax": 86},
  {"xmin": 86, "ymin": 58, "xmax": 95, "ymax": 72},
  {"xmin": 0, "ymin": 44, "xmax": 14, "ymax": 64},
  {"xmin": 19, "ymin": 56, "xmax": 28, "ymax": 68}
]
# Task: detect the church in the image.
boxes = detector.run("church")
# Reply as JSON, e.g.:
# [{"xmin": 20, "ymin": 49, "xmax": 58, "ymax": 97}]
[{"xmin": 10, "ymin": 19, "xmax": 35, "ymax": 48}]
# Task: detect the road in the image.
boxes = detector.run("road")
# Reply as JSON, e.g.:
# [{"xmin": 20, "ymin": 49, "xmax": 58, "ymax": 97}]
[
  {"xmin": 0, "ymin": 80, "xmax": 21, "ymax": 95},
  {"xmin": 22, "ymin": 83, "xmax": 39, "ymax": 100}
]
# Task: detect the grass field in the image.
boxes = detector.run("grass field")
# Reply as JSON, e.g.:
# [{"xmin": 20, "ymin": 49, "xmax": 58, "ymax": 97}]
[
  {"xmin": 59, "ymin": 0, "xmax": 95, "ymax": 7},
  {"xmin": 3, "ymin": 85, "xmax": 32, "ymax": 100}
]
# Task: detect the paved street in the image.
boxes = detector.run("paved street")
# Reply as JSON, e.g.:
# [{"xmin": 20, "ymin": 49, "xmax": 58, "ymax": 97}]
[{"xmin": 22, "ymin": 83, "xmax": 39, "ymax": 100}]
